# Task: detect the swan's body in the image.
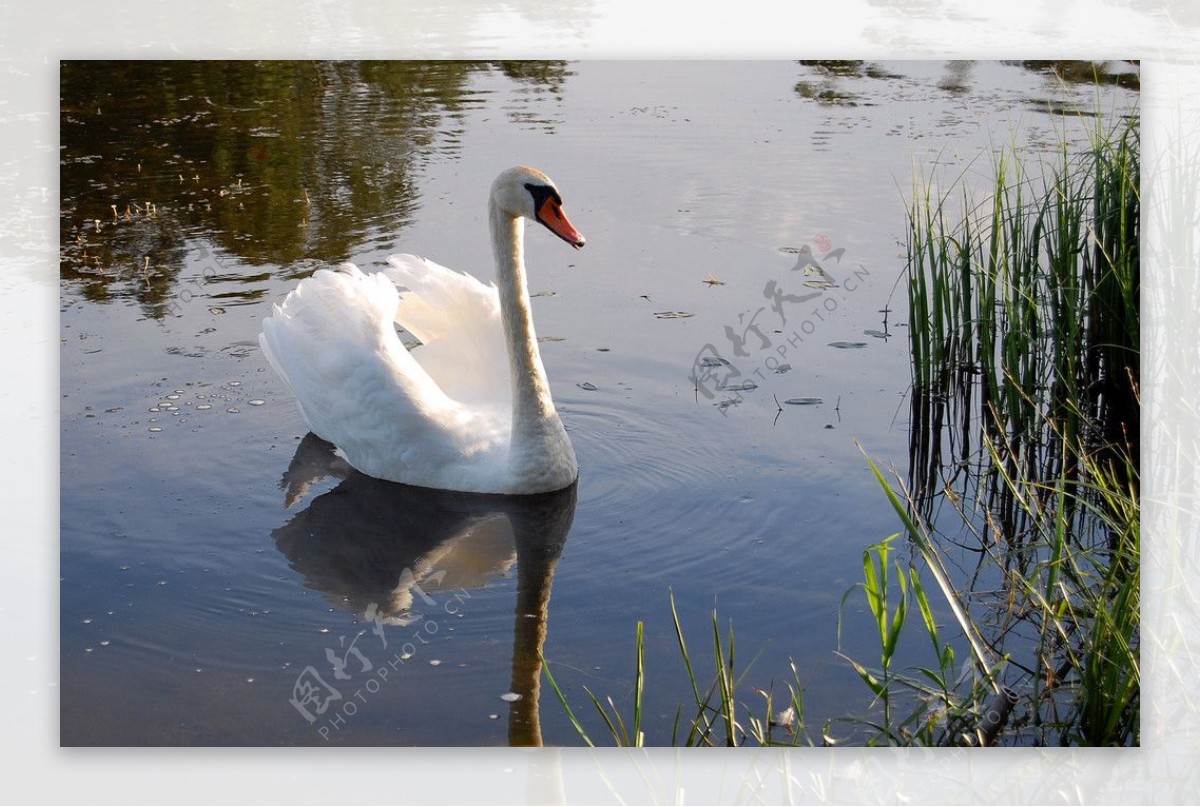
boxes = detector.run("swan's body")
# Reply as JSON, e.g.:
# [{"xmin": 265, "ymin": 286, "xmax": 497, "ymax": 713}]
[{"xmin": 259, "ymin": 166, "xmax": 585, "ymax": 495}]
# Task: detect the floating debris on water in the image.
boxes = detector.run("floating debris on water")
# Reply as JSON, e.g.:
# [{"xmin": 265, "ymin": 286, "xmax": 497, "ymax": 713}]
[
  {"xmin": 784, "ymin": 397, "xmax": 823, "ymax": 406},
  {"xmin": 772, "ymin": 706, "xmax": 796, "ymax": 730},
  {"xmin": 722, "ymin": 381, "xmax": 758, "ymax": 392},
  {"xmin": 500, "ymin": 692, "xmax": 522, "ymax": 702},
  {"xmin": 654, "ymin": 311, "xmax": 694, "ymax": 319},
  {"xmin": 577, "ymin": 381, "xmax": 598, "ymax": 391},
  {"xmin": 828, "ymin": 341, "xmax": 868, "ymax": 349}
]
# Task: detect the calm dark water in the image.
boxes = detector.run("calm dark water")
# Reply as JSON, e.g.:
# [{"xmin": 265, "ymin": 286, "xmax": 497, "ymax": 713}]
[{"xmin": 59, "ymin": 60, "xmax": 1138, "ymax": 745}]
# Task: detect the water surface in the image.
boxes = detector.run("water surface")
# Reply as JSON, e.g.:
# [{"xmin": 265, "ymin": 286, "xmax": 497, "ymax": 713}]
[{"xmin": 60, "ymin": 60, "xmax": 1138, "ymax": 745}]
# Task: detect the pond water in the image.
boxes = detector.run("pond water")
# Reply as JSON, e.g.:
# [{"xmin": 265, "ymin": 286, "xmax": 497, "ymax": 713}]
[{"xmin": 60, "ymin": 60, "xmax": 1138, "ymax": 746}]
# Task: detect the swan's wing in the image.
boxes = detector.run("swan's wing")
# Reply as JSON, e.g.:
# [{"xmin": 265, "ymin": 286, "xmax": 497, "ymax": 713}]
[
  {"xmin": 260, "ymin": 264, "xmax": 505, "ymax": 485},
  {"xmin": 383, "ymin": 254, "xmax": 510, "ymax": 408}
]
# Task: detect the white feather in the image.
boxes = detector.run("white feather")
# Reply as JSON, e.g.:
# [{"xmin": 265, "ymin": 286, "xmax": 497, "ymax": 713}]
[{"xmin": 259, "ymin": 166, "xmax": 583, "ymax": 495}]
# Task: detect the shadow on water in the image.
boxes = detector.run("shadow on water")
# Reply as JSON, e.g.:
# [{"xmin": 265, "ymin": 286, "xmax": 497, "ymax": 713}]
[{"xmin": 271, "ymin": 434, "xmax": 577, "ymax": 746}]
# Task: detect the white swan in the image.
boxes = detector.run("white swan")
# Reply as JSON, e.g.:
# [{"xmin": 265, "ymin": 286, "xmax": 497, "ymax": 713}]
[{"xmin": 259, "ymin": 166, "xmax": 585, "ymax": 495}]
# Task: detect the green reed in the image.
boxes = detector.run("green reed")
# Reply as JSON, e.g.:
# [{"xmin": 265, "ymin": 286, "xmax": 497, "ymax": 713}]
[
  {"xmin": 906, "ymin": 115, "xmax": 1139, "ymax": 513},
  {"xmin": 897, "ymin": 111, "xmax": 1140, "ymax": 745}
]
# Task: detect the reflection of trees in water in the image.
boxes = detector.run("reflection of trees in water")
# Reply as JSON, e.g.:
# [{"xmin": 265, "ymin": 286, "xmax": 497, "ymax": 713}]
[
  {"xmin": 59, "ymin": 61, "xmax": 571, "ymax": 318},
  {"xmin": 937, "ymin": 60, "xmax": 976, "ymax": 94},
  {"xmin": 1012, "ymin": 60, "xmax": 1140, "ymax": 91},
  {"xmin": 792, "ymin": 59, "xmax": 1138, "ymax": 108},
  {"xmin": 495, "ymin": 61, "xmax": 574, "ymax": 132},
  {"xmin": 793, "ymin": 60, "xmax": 897, "ymax": 106}
]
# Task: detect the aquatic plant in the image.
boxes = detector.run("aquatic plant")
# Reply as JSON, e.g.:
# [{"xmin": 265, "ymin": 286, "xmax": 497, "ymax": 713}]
[{"xmin": 894, "ymin": 108, "xmax": 1140, "ymax": 745}]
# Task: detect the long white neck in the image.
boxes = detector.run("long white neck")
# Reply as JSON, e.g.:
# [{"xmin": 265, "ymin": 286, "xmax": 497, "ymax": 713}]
[{"xmin": 489, "ymin": 200, "xmax": 559, "ymax": 447}]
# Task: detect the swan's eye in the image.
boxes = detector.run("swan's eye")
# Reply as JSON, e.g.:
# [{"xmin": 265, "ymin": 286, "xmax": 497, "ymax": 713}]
[{"xmin": 524, "ymin": 182, "xmax": 563, "ymax": 211}]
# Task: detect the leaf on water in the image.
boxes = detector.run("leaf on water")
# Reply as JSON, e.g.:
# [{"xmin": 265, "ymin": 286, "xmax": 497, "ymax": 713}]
[
  {"xmin": 654, "ymin": 311, "xmax": 695, "ymax": 319},
  {"xmin": 700, "ymin": 356, "xmax": 730, "ymax": 367},
  {"xmin": 784, "ymin": 397, "xmax": 823, "ymax": 406},
  {"xmin": 828, "ymin": 341, "xmax": 868, "ymax": 349},
  {"xmin": 863, "ymin": 329, "xmax": 889, "ymax": 339},
  {"xmin": 577, "ymin": 381, "xmax": 598, "ymax": 391}
]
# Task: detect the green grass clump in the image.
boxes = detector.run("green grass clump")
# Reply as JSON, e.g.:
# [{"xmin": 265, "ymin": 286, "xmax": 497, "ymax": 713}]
[{"xmin": 898, "ymin": 111, "xmax": 1140, "ymax": 745}]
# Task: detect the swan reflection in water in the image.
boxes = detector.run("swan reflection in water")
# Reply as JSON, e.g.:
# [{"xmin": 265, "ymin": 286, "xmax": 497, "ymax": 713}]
[{"xmin": 271, "ymin": 433, "xmax": 576, "ymax": 746}]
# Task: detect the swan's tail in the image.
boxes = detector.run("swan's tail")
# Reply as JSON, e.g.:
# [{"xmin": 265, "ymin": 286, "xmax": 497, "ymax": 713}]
[{"xmin": 259, "ymin": 262, "xmax": 512, "ymax": 490}]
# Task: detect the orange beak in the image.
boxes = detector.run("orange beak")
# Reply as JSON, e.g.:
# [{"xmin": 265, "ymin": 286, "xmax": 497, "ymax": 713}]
[{"xmin": 536, "ymin": 197, "xmax": 586, "ymax": 250}]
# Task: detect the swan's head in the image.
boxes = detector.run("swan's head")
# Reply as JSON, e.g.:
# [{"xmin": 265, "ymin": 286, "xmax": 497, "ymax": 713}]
[{"xmin": 492, "ymin": 166, "xmax": 586, "ymax": 250}]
